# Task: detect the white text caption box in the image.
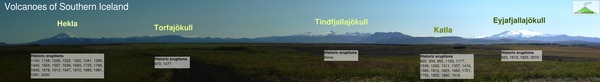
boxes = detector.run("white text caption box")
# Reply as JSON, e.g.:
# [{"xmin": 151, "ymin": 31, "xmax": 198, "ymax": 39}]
[
  {"xmin": 501, "ymin": 50, "xmax": 542, "ymax": 61},
  {"xmin": 155, "ymin": 56, "xmax": 190, "ymax": 69},
  {"xmin": 31, "ymin": 53, "xmax": 104, "ymax": 79},
  {"xmin": 420, "ymin": 54, "xmax": 474, "ymax": 79},
  {"xmin": 324, "ymin": 50, "xmax": 358, "ymax": 61}
]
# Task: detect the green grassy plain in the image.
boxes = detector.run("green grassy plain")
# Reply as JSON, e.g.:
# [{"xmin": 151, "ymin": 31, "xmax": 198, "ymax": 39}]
[{"xmin": 2, "ymin": 44, "xmax": 600, "ymax": 81}]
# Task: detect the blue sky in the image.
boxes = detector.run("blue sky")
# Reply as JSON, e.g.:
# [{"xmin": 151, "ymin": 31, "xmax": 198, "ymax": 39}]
[{"xmin": 1, "ymin": 0, "xmax": 599, "ymax": 43}]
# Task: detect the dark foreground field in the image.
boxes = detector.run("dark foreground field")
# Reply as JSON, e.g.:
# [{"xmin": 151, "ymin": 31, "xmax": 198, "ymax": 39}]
[{"xmin": 2, "ymin": 43, "xmax": 600, "ymax": 82}]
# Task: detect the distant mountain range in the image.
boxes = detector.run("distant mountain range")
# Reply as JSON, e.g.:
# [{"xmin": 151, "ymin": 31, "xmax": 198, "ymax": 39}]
[
  {"xmin": 8, "ymin": 30, "xmax": 600, "ymax": 45},
  {"xmin": 29, "ymin": 32, "xmax": 253, "ymax": 45},
  {"xmin": 479, "ymin": 30, "xmax": 600, "ymax": 43},
  {"xmin": 253, "ymin": 31, "xmax": 371, "ymax": 43}
]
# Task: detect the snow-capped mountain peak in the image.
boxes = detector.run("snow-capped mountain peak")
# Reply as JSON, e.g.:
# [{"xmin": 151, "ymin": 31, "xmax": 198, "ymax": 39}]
[
  {"xmin": 488, "ymin": 30, "xmax": 553, "ymax": 38},
  {"xmin": 479, "ymin": 30, "xmax": 600, "ymax": 43},
  {"xmin": 50, "ymin": 31, "xmax": 79, "ymax": 39}
]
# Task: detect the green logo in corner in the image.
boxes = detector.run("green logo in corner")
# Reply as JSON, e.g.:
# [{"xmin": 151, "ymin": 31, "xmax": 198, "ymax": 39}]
[{"xmin": 574, "ymin": 0, "xmax": 600, "ymax": 15}]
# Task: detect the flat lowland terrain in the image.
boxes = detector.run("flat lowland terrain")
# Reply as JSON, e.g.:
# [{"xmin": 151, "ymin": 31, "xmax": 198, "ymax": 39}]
[{"xmin": 2, "ymin": 44, "xmax": 600, "ymax": 82}]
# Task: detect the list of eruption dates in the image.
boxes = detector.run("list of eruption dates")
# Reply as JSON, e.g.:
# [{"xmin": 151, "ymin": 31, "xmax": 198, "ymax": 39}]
[
  {"xmin": 420, "ymin": 54, "xmax": 474, "ymax": 79},
  {"xmin": 155, "ymin": 56, "xmax": 190, "ymax": 69},
  {"xmin": 30, "ymin": 53, "xmax": 104, "ymax": 79},
  {"xmin": 501, "ymin": 50, "xmax": 542, "ymax": 61}
]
